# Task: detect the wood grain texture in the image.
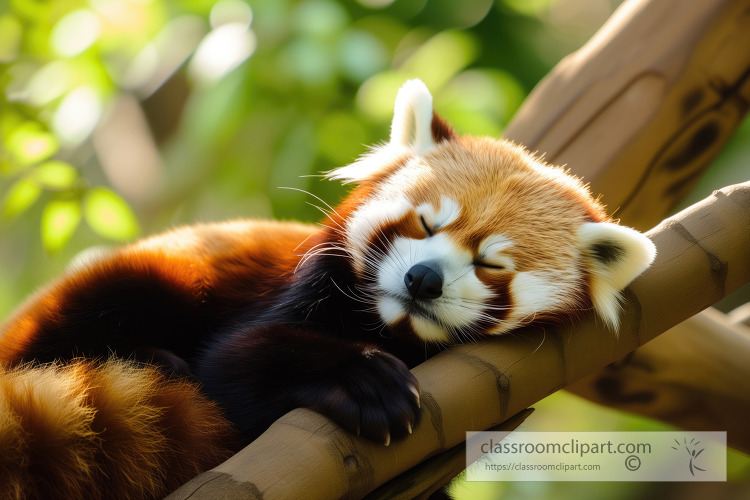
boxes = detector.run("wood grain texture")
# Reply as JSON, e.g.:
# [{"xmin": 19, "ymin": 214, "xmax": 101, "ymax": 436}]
[{"xmin": 505, "ymin": 0, "xmax": 750, "ymax": 230}]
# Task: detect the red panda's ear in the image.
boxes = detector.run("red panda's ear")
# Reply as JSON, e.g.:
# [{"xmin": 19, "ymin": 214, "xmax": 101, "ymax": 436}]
[
  {"xmin": 328, "ymin": 79, "xmax": 454, "ymax": 184},
  {"xmin": 577, "ymin": 222, "xmax": 656, "ymax": 331},
  {"xmin": 389, "ymin": 79, "xmax": 437, "ymax": 153},
  {"xmin": 389, "ymin": 79, "xmax": 457, "ymax": 149}
]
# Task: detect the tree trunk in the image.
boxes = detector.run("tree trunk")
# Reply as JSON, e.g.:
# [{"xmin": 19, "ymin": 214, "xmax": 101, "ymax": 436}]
[{"xmin": 504, "ymin": 0, "xmax": 750, "ymax": 229}]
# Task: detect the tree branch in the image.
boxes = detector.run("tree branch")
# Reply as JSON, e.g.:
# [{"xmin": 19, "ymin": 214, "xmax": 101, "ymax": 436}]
[
  {"xmin": 504, "ymin": 0, "xmax": 750, "ymax": 230},
  {"xmin": 569, "ymin": 308, "xmax": 750, "ymax": 454}
]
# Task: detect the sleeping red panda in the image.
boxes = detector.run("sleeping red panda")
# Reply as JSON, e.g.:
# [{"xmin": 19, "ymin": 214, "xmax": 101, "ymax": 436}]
[{"xmin": 0, "ymin": 79, "xmax": 655, "ymax": 499}]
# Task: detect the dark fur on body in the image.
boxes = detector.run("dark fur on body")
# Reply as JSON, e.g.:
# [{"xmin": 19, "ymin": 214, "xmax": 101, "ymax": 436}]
[
  {"xmin": 4, "ymin": 212, "xmax": 425, "ymax": 441},
  {"xmin": 195, "ymin": 229, "xmax": 428, "ymax": 442},
  {"xmin": 1, "ymin": 199, "xmax": 433, "ymax": 500},
  {"xmin": 0, "ymin": 215, "xmax": 425, "ymax": 499}
]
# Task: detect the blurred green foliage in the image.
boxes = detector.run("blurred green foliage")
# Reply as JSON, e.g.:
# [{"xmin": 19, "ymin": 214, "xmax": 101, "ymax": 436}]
[
  {"xmin": 1, "ymin": 0, "xmax": 748, "ymax": 496},
  {"xmin": 0, "ymin": 0, "xmax": 613, "ymax": 315}
]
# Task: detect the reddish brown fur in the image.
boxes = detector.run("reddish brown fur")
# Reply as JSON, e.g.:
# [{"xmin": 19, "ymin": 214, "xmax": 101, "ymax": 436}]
[
  {"xmin": 400, "ymin": 136, "xmax": 610, "ymax": 274},
  {"xmin": 430, "ymin": 112, "xmax": 457, "ymax": 143},
  {"xmin": 0, "ymin": 220, "xmax": 320, "ymax": 498},
  {"xmin": 0, "ymin": 220, "xmax": 318, "ymax": 366},
  {"xmin": 0, "ymin": 359, "xmax": 238, "ymax": 500},
  {"xmin": 335, "ymin": 131, "xmax": 615, "ymax": 335}
]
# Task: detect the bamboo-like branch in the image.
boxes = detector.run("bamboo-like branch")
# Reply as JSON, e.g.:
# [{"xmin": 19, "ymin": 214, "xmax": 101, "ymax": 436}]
[
  {"xmin": 728, "ymin": 303, "xmax": 750, "ymax": 327},
  {"xmin": 569, "ymin": 308, "xmax": 750, "ymax": 454},
  {"xmin": 363, "ymin": 409, "xmax": 534, "ymax": 500},
  {"xmin": 168, "ymin": 182, "xmax": 750, "ymax": 500}
]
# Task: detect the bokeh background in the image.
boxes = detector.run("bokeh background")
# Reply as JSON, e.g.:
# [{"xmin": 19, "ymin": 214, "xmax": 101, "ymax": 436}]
[{"xmin": 1, "ymin": 0, "xmax": 748, "ymax": 498}]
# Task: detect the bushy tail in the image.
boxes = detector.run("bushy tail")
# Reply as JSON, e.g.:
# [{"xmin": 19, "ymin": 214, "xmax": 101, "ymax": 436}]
[{"xmin": 0, "ymin": 359, "xmax": 239, "ymax": 500}]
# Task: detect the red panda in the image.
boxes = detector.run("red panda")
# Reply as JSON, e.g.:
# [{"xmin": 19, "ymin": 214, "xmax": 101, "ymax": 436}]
[{"xmin": 0, "ymin": 79, "xmax": 655, "ymax": 499}]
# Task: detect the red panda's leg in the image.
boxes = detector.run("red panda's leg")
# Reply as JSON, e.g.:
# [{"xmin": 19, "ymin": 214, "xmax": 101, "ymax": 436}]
[{"xmin": 196, "ymin": 325, "xmax": 422, "ymax": 444}]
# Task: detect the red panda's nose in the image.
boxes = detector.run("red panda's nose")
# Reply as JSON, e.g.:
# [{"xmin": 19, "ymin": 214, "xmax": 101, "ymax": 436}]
[{"xmin": 404, "ymin": 263, "xmax": 443, "ymax": 300}]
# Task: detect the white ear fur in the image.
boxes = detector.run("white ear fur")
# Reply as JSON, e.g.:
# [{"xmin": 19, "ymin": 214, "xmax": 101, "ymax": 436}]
[
  {"xmin": 389, "ymin": 79, "xmax": 436, "ymax": 153},
  {"xmin": 327, "ymin": 79, "xmax": 435, "ymax": 184},
  {"xmin": 578, "ymin": 222, "xmax": 656, "ymax": 331}
]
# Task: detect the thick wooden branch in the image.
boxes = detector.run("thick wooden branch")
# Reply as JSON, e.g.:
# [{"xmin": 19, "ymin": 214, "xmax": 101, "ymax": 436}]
[
  {"xmin": 169, "ymin": 182, "xmax": 750, "ymax": 500},
  {"xmin": 728, "ymin": 302, "xmax": 750, "ymax": 327},
  {"xmin": 363, "ymin": 409, "xmax": 534, "ymax": 500},
  {"xmin": 505, "ymin": 0, "xmax": 750, "ymax": 231}
]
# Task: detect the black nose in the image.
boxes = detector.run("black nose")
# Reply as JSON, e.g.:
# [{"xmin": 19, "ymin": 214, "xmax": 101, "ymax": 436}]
[{"xmin": 404, "ymin": 264, "xmax": 443, "ymax": 300}]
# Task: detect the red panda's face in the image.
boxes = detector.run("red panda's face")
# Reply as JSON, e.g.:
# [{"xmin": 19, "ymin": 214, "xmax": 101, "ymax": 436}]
[
  {"xmin": 329, "ymin": 80, "xmax": 656, "ymax": 344},
  {"xmin": 339, "ymin": 140, "xmax": 604, "ymax": 343}
]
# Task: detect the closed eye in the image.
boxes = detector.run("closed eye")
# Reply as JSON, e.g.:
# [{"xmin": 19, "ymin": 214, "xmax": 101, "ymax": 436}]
[
  {"xmin": 419, "ymin": 215, "xmax": 434, "ymax": 237},
  {"xmin": 473, "ymin": 261, "xmax": 505, "ymax": 270}
]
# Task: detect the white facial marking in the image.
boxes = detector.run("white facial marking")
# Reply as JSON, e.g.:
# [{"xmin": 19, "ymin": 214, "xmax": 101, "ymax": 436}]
[
  {"xmin": 376, "ymin": 232, "xmax": 493, "ymax": 341},
  {"xmin": 415, "ymin": 196, "xmax": 461, "ymax": 231},
  {"xmin": 410, "ymin": 315, "xmax": 450, "ymax": 342},
  {"xmin": 344, "ymin": 158, "xmax": 431, "ymax": 273},
  {"xmin": 345, "ymin": 193, "xmax": 412, "ymax": 273},
  {"xmin": 488, "ymin": 270, "xmax": 578, "ymax": 335},
  {"xmin": 477, "ymin": 234, "xmax": 515, "ymax": 270},
  {"xmin": 377, "ymin": 295, "xmax": 406, "ymax": 324},
  {"xmin": 509, "ymin": 272, "xmax": 558, "ymax": 320}
]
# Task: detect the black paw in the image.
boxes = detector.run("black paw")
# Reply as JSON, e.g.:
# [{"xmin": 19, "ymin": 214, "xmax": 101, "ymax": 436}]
[{"xmin": 310, "ymin": 348, "xmax": 421, "ymax": 445}]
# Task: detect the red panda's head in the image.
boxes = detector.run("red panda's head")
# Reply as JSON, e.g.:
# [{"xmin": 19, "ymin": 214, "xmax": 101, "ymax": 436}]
[{"xmin": 327, "ymin": 80, "xmax": 655, "ymax": 344}]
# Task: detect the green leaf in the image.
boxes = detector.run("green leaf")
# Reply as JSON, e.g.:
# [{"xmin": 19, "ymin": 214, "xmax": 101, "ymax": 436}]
[
  {"xmin": 29, "ymin": 161, "xmax": 79, "ymax": 190},
  {"xmin": 7, "ymin": 122, "xmax": 59, "ymax": 166},
  {"xmin": 0, "ymin": 15, "xmax": 23, "ymax": 63},
  {"xmin": 83, "ymin": 187, "xmax": 140, "ymax": 241},
  {"xmin": 1, "ymin": 179, "xmax": 42, "ymax": 219},
  {"xmin": 400, "ymin": 30, "xmax": 478, "ymax": 90},
  {"xmin": 41, "ymin": 198, "xmax": 81, "ymax": 253}
]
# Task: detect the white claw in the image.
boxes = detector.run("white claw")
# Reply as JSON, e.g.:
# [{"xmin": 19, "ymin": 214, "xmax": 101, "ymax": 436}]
[
  {"xmin": 407, "ymin": 422, "xmax": 413, "ymax": 435},
  {"xmin": 410, "ymin": 386, "xmax": 421, "ymax": 408},
  {"xmin": 385, "ymin": 433, "xmax": 391, "ymax": 447}
]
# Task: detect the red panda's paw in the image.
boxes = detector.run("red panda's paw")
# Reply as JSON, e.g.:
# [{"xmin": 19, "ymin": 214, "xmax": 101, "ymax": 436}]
[{"xmin": 312, "ymin": 349, "xmax": 421, "ymax": 446}]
